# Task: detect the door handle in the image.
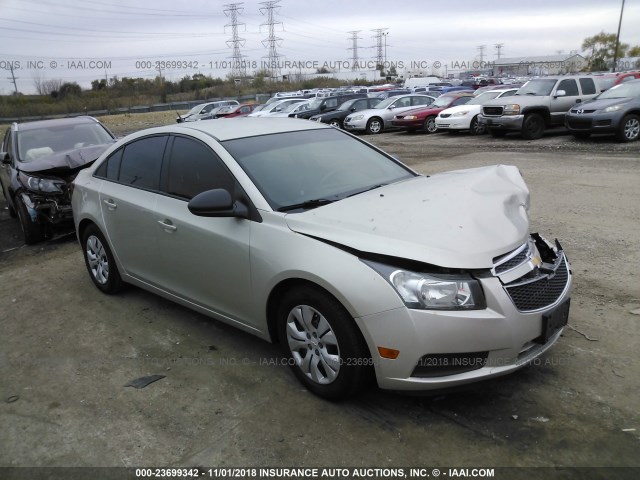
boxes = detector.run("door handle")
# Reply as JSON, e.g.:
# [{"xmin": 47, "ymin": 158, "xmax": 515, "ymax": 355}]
[
  {"xmin": 157, "ymin": 220, "xmax": 177, "ymax": 232},
  {"xmin": 103, "ymin": 199, "xmax": 117, "ymax": 210}
]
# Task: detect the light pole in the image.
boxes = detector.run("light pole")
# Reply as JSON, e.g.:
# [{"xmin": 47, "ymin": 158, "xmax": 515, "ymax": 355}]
[
  {"xmin": 382, "ymin": 32, "xmax": 389, "ymax": 67},
  {"xmin": 613, "ymin": 0, "xmax": 625, "ymax": 72}
]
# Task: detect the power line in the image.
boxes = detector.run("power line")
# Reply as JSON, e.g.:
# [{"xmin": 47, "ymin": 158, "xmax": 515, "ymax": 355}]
[
  {"xmin": 259, "ymin": 0, "xmax": 283, "ymax": 79},
  {"xmin": 224, "ymin": 3, "xmax": 247, "ymax": 78},
  {"xmin": 371, "ymin": 28, "xmax": 388, "ymax": 70},
  {"xmin": 347, "ymin": 31, "xmax": 361, "ymax": 71}
]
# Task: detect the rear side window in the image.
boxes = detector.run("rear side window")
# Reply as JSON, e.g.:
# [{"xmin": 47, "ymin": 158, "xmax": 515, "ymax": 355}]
[
  {"xmin": 118, "ymin": 136, "xmax": 167, "ymax": 190},
  {"xmin": 557, "ymin": 79, "xmax": 579, "ymax": 96},
  {"xmin": 165, "ymin": 136, "xmax": 234, "ymax": 200},
  {"xmin": 579, "ymin": 78, "xmax": 596, "ymax": 95}
]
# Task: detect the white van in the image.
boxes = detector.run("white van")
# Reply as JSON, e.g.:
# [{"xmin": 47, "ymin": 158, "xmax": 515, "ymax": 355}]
[{"xmin": 403, "ymin": 76, "xmax": 441, "ymax": 89}]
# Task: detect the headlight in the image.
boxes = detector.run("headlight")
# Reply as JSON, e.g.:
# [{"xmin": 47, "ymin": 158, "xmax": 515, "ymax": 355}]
[
  {"xmin": 351, "ymin": 115, "xmax": 364, "ymax": 121},
  {"xmin": 503, "ymin": 104, "xmax": 520, "ymax": 115},
  {"xmin": 452, "ymin": 111, "xmax": 469, "ymax": 117},
  {"xmin": 602, "ymin": 104, "xmax": 623, "ymax": 113},
  {"xmin": 362, "ymin": 260, "xmax": 485, "ymax": 310},
  {"xmin": 18, "ymin": 172, "xmax": 64, "ymax": 193},
  {"xmin": 403, "ymin": 115, "xmax": 418, "ymax": 120}
]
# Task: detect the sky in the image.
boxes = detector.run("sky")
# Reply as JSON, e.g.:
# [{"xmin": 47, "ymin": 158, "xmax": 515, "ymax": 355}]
[{"xmin": 1, "ymin": 0, "xmax": 639, "ymax": 94}]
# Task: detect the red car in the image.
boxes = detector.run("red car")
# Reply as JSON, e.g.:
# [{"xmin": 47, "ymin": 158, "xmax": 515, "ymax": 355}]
[
  {"xmin": 391, "ymin": 93, "xmax": 474, "ymax": 133},
  {"xmin": 215, "ymin": 103, "xmax": 259, "ymax": 118}
]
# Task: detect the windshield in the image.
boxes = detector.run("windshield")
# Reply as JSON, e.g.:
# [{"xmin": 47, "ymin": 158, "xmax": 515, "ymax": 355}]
[
  {"xmin": 598, "ymin": 81, "xmax": 640, "ymax": 99},
  {"xmin": 307, "ymin": 98, "xmax": 324, "ymax": 109},
  {"xmin": 375, "ymin": 97, "xmax": 399, "ymax": 109},
  {"xmin": 187, "ymin": 105, "xmax": 203, "ymax": 115},
  {"xmin": 337, "ymin": 99, "xmax": 357, "ymax": 111},
  {"xmin": 222, "ymin": 128, "xmax": 415, "ymax": 211},
  {"xmin": 282, "ymin": 101, "xmax": 308, "ymax": 113},
  {"xmin": 17, "ymin": 123, "xmax": 114, "ymax": 162},
  {"xmin": 517, "ymin": 79, "xmax": 557, "ymax": 96},
  {"xmin": 432, "ymin": 96, "xmax": 458, "ymax": 107},
  {"xmin": 467, "ymin": 92, "xmax": 501, "ymax": 105}
]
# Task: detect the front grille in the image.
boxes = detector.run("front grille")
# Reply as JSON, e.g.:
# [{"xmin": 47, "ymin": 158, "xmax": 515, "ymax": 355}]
[
  {"xmin": 439, "ymin": 113, "xmax": 451, "ymax": 118},
  {"xmin": 493, "ymin": 243, "xmax": 530, "ymax": 274},
  {"xmin": 570, "ymin": 109, "xmax": 595, "ymax": 114},
  {"xmin": 504, "ymin": 256, "xmax": 569, "ymax": 312},
  {"xmin": 483, "ymin": 106, "xmax": 504, "ymax": 116},
  {"xmin": 567, "ymin": 118, "xmax": 592, "ymax": 130}
]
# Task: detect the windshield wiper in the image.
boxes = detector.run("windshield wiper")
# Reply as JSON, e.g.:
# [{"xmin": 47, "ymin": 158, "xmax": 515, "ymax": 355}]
[
  {"xmin": 277, "ymin": 198, "xmax": 335, "ymax": 212},
  {"xmin": 347, "ymin": 183, "xmax": 387, "ymax": 198}
]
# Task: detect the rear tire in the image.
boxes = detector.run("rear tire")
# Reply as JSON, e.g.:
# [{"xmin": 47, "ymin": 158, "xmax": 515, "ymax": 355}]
[
  {"xmin": 277, "ymin": 286, "xmax": 373, "ymax": 400},
  {"xmin": 615, "ymin": 114, "xmax": 640, "ymax": 142},
  {"xmin": 521, "ymin": 113, "xmax": 545, "ymax": 140},
  {"xmin": 81, "ymin": 224, "xmax": 123, "ymax": 294},
  {"xmin": 15, "ymin": 196, "xmax": 44, "ymax": 244}
]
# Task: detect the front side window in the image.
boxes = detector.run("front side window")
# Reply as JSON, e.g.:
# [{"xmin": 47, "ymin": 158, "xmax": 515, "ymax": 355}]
[
  {"xmin": 165, "ymin": 137, "xmax": 234, "ymax": 200},
  {"xmin": 556, "ymin": 79, "xmax": 579, "ymax": 96}
]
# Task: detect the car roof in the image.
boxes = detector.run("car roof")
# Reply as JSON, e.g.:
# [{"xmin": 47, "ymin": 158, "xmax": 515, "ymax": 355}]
[
  {"xmin": 166, "ymin": 117, "xmax": 330, "ymax": 141},
  {"xmin": 13, "ymin": 115, "xmax": 103, "ymax": 132}
]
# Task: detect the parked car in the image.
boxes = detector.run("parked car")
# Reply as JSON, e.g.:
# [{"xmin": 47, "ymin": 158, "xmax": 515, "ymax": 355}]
[
  {"xmin": 391, "ymin": 93, "xmax": 474, "ymax": 133},
  {"xmin": 479, "ymin": 75, "xmax": 602, "ymax": 139},
  {"xmin": 72, "ymin": 118, "xmax": 572, "ymax": 400},
  {"xmin": 268, "ymin": 100, "xmax": 313, "ymax": 118},
  {"xmin": 436, "ymin": 88, "xmax": 519, "ymax": 135},
  {"xmin": 309, "ymin": 97, "xmax": 383, "ymax": 128},
  {"xmin": 0, "ymin": 116, "xmax": 115, "ymax": 244},
  {"xmin": 248, "ymin": 98, "xmax": 307, "ymax": 117},
  {"xmin": 289, "ymin": 93, "xmax": 367, "ymax": 120},
  {"xmin": 565, "ymin": 79, "xmax": 640, "ymax": 142},
  {"xmin": 372, "ymin": 89, "xmax": 411, "ymax": 100},
  {"xmin": 344, "ymin": 94, "xmax": 436, "ymax": 134},
  {"xmin": 214, "ymin": 103, "xmax": 260, "ymax": 119},
  {"xmin": 439, "ymin": 86, "xmax": 475, "ymax": 94},
  {"xmin": 176, "ymin": 100, "xmax": 239, "ymax": 123},
  {"xmin": 474, "ymin": 84, "xmax": 523, "ymax": 96}
]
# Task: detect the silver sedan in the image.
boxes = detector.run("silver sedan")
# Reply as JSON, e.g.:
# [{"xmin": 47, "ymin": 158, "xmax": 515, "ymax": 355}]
[{"xmin": 72, "ymin": 118, "xmax": 572, "ymax": 400}]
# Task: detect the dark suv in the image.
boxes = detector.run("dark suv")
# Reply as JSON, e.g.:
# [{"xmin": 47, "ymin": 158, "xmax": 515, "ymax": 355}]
[
  {"xmin": 0, "ymin": 116, "xmax": 115, "ymax": 244},
  {"xmin": 290, "ymin": 93, "xmax": 367, "ymax": 119},
  {"xmin": 309, "ymin": 97, "xmax": 382, "ymax": 128}
]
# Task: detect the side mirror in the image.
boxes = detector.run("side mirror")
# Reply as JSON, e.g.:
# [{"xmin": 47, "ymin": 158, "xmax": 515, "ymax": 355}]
[
  {"xmin": 555, "ymin": 90, "xmax": 566, "ymax": 97},
  {"xmin": 350, "ymin": 107, "xmax": 357, "ymax": 112},
  {"xmin": 188, "ymin": 189, "xmax": 249, "ymax": 219},
  {"xmin": 1, "ymin": 152, "xmax": 10, "ymax": 165}
]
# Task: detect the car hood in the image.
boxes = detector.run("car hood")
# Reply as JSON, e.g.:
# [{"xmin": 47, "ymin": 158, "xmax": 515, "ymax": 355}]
[
  {"xmin": 439, "ymin": 104, "xmax": 482, "ymax": 116},
  {"xmin": 18, "ymin": 143, "xmax": 113, "ymax": 173},
  {"xmin": 285, "ymin": 164, "xmax": 530, "ymax": 269},
  {"xmin": 572, "ymin": 97, "xmax": 637, "ymax": 111},
  {"xmin": 483, "ymin": 95, "xmax": 550, "ymax": 107}
]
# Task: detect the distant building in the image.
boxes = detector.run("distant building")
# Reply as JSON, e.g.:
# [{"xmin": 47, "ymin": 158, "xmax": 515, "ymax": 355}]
[{"xmin": 494, "ymin": 54, "xmax": 587, "ymax": 76}]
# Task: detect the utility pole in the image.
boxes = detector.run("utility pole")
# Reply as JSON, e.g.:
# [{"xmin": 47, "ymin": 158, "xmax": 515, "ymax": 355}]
[
  {"xmin": 371, "ymin": 28, "xmax": 388, "ymax": 72},
  {"xmin": 7, "ymin": 63, "xmax": 19, "ymax": 94},
  {"xmin": 259, "ymin": 0, "xmax": 283, "ymax": 80},
  {"xmin": 382, "ymin": 32, "xmax": 389, "ymax": 66},
  {"xmin": 494, "ymin": 43, "xmax": 504, "ymax": 59},
  {"xmin": 224, "ymin": 3, "xmax": 247, "ymax": 79},
  {"xmin": 477, "ymin": 45, "xmax": 487, "ymax": 64},
  {"xmin": 347, "ymin": 30, "xmax": 361, "ymax": 71},
  {"xmin": 613, "ymin": 0, "xmax": 626, "ymax": 72}
]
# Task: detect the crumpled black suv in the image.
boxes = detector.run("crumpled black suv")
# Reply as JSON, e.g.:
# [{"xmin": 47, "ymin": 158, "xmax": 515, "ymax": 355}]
[{"xmin": 0, "ymin": 116, "xmax": 115, "ymax": 244}]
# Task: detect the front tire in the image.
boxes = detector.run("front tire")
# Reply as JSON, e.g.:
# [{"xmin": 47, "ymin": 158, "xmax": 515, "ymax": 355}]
[
  {"xmin": 15, "ymin": 196, "xmax": 44, "ymax": 244},
  {"xmin": 616, "ymin": 114, "xmax": 640, "ymax": 142},
  {"xmin": 469, "ymin": 115, "xmax": 485, "ymax": 135},
  {"xmin": 366, "ymin": 117, "xmax": 383, "ymax": 134},
  {"xmin": 277, "ymin": 286, "xmax": 372, "ymax": 400},
  {"xmin": 329, "ymin": 119, "xmax": 342, "ymax": 129},
  {"xmin": 423, "ymin": 116, "xmax": 437, "ymax": 134},
  {"xmin": 521, "ymin": 113, "xmax": 545, "ymax": 140},
  {"xmin": 81, "ymin": 224, "xmax": 123, "ymax": 294}
]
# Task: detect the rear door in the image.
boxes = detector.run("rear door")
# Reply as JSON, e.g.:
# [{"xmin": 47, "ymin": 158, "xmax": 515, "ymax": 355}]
[{"xmin": 98, "ymin": 135, "xmax": 168, "ymax": 283}]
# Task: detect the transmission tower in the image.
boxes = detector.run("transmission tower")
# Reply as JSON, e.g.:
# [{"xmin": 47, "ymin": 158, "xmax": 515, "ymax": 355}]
[
  {"xmin": 494, "ymin": 43, "xmax": 504, "ymax": 59},
  {"xmin": 371, "ymin": 28, "xmax": 388, "ymax": 69},
  {"xmin": 348, "ymin": 31, "xmax": 361, "ymax": 71},
  {"xmin": 477, "ymin": 45, "xmax": 487, "ymax": 63},
  {"xmin": 260, "ymin": 0, "xmax": 283, "ymax": 80},
  {"xmin": 224, "ymin": 3, "xmax": 247, "ymax": 78}
]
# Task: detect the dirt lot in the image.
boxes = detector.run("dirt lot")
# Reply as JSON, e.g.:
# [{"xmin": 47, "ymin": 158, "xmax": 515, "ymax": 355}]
[{"xmin": 1, "ymin": 114, "xmax": 639, "ymax": 474}]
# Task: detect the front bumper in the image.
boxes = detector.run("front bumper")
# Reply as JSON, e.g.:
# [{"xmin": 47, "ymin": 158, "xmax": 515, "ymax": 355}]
[
  {"xmin": 565, "ymin": 112, "xmax": 620, "ymax": 134},
  {"xmin": 343, "ymin": 117, "xmax": 368, "ymax": 131},
  {"xmin": 20, "ymin": 191, "xmax": 73, "ymax": 226},
  {"xmin": 478, "ymin": 114, "xmax": 524, "ymax": 131},
  {"xmin": 391, "ymin": 119, "xmax": 423, "ymax": 129},
  {"xmin": 356, "ymin": 244, "xmax": 572, "ymax": 391},
  {"xmin": 435, "ymin": 115, "xmax": 472, "ymax": 130}
]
